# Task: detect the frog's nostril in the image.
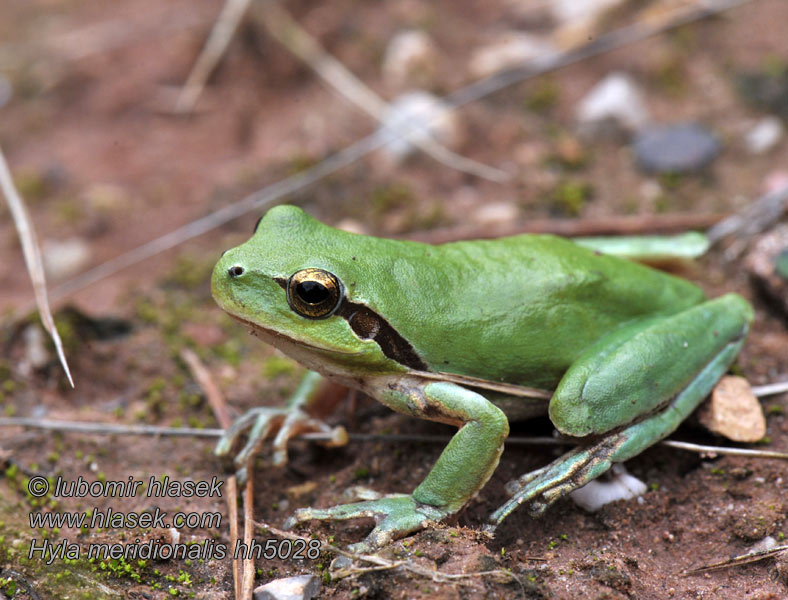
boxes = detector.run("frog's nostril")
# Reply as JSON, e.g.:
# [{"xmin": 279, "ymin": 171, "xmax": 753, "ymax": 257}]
[{"xmin": 228, "ymin": 265, "xmax": 245, "ymax": 278}]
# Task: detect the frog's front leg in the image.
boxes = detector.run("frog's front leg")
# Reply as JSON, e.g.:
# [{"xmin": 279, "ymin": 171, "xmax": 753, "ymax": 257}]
[
  {"xmin": 488, "ymin": 294, "xmax": 752, "ymax": 529},
  {"xmin": 284, "ymin": 379, "xmax": 509, "ymax": 552},
  {"xmin": 215, "ymin": 370, "xmax": 348, "ymax": 482}
]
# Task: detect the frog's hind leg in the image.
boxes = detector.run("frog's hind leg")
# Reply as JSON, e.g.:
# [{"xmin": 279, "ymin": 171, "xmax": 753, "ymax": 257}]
[{"xmin": 487, "ymin": 294, "xmax": 752, "ymax": 530}]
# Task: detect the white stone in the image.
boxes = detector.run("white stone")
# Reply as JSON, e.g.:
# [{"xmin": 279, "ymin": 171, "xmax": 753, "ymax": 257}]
[
  {"xmin": 576, "ymin": 72, "xmax": 650, "ymax": 137},
  {"xmin": 748, "ymin": 536, "xmax": 777, "ymax": 554},
  {"xmin": 744, "ymin": 116, "xmax": 784, "ymax": 154},
  {"xmin": 471, "ymin": 202, "xmax": 519, "ymax": 225},
  {"xmin": 335, "ymin": 218, "xmax": 367, "ymax": 235},
  {"xmin": 569, "ymin": 464, "xmax": 647, "ymax": 512},
  {"xmin": 469, "ymin": 32, "xmax": 558, "ymax": 78},
  {"xmin": 382, "ymin": 30, "xmax": 437, "ymax": 88},
  {"xmin": 253, "ymin": 575, "xmax": 321, "ymax": 600},
  {"xmin": 378, "ymin": 91, "xmax": 460, "ymax": 160},
  {"xmin": 552, "ymin": 0, "xmax": 626, "ymax": 25},
  {"xmin": 42, "ymin": 237, "xmax": 91, "ymax": 280},
  {"xmin": 18, "ymin": 324, "xmax": 49, "ymax": 378}
]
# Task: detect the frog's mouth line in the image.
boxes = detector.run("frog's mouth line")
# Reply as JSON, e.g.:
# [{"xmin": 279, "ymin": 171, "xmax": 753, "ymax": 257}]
[{"xmin": 226, "ymin": 313, "xmax": 361, "ymax": 355}]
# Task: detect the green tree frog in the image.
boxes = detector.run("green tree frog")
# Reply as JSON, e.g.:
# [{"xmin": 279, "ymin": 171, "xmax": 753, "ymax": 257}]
[{"xmin": 212, "ymin": 205, "xmax": 752, "ymax": 552}]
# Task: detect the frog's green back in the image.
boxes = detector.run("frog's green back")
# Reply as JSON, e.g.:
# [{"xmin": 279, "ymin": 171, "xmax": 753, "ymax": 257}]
[{"xmin": 241, "ymin": 206, "xmax": 706, "ymax": 389}]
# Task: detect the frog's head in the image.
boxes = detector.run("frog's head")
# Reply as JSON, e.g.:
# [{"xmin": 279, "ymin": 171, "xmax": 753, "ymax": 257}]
[{"xmin": 212, "ymin": 205, "xmax": 422, "ymax": 376}]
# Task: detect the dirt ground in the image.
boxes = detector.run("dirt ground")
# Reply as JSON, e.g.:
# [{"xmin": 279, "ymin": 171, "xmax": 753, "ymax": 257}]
[{"xmin": 1, "ymin": 0, "xmax": 787, "ymax": 598}]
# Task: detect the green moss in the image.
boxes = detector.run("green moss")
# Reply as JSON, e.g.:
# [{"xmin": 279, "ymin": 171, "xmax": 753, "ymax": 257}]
[
  {"xmin": 549, "ymin": 181, "xmax": 592, "ymax": 216},
  {"xmin": 262, "ymin": 355, "xmax": 296, "ymax": 379},
  {"xmin": 167, "ymin": 254, "xmax": 215, "ymax": 291},
  {"xmin": 13, "ymin": 169, "xmax": 50, "ymax": 203},
  {"xmin": 352, "ymin": 467, "xmax": 370, "ymax": 481},
  {"xmin": 525, "ymin": 78, "xmax": 560, "ymax": 113},
  {"xmin": 370, "ymin": 183, "xmax": 413, "ymax": 215}
]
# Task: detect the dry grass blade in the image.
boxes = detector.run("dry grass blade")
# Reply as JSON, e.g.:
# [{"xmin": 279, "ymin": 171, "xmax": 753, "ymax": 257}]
[
  {"xmin": 242, "ymin": 480, "xmax": 255, "ymax": 599},
  {"xmin": 682, "ymin": 544, "xmax": 788, "ymax": 575},
  {"xmin": 660, "ymin": 440, "xmax": 788, "ymax": 460},
  {"xmin": 180, "ymin": 349, "xmax": 244, "ymax": 599},
  {"xmin": 180, "ymin": 348, "xmax": 234, "ymax": 429},
  {"xmin": 407, "ymin": 213, "xmax": 724, "ymax": 244},
  {"xmin": 227, "ymin": 476, "xmax": 241, "ymax": 600},
  {"xmin": 2, "ymin": 417, "xmax": 788, "ymax": 461},
  {"xmin": 0, "ymin": 145, "xmax": 74, "ymax": 387},
  {"xmin": 752, "ymin": 380, "xmax": 788, "ymax": 398},
  {"xmin": 175, "ymin": 0, "xmax": 252, "ymax": 113}
]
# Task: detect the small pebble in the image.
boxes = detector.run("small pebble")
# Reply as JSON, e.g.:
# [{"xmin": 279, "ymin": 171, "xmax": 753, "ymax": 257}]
[
  {"xmin": 335, "ymin": 218, "xmax": 367, "ymax": 235},
  {"xmin": 633, "ymin": 123, "xmax": 720, "ymax": 174},
  {"xmin": 469, "ymin": 32, "xmax": 557, "ymax": 78},
  {"xmin": 569, "ymin": 464, "xmax": 647, "ymax": 512},
  {"xmin": 382, "ymin": 30, "xmax": 437, "ymax": 89},
  {"xmin": 576, "ymin": 72, "xmax": 651, "ymax": 138},
  {"xmin": 42, "ymin": 237, "xmax": 91, "ymax": 280},
  {"xmin": 378, "ymin": 91, "xmax": 461, "ymax": 160},
  {"xmin": 254, "ymin": 574, "xmax": 321, "ymax": 600},
  {"xmin": 22, "ymin": 324, "xmax": 49, "ymax": 370},
  {"xmin": 471, "ymin": 202, "xmax": 518, "ymax": 225},
  {"xmin": 697, "ymin": 376, "xmax": 766, "ymax": 443},
  {"xmin": 551, "ymin": 0, "xmax": 626, "ymax": 25},
  {"xmin": 744, "ymin": 116, "xmax": 784, "ymax": 154},
  {"xmin": 748, "ymin": 535, "xmax": 777, "ymax": 554}
]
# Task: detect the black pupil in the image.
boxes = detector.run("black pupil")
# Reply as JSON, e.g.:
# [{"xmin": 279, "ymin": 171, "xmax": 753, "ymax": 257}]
[{"xmin": 296, "ymin": 280, "xmax": 330, "ymax": 304}]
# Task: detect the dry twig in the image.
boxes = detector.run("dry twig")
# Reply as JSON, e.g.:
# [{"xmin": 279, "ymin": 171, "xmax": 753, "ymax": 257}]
[
  {"xmin": 406, "ymin": 213, "xmax": 725, "ymax": 244},
  {"xmin": 242, "ymin": 480, "xmax": 256, "ymax": 599},
  {"xmin": 0, "ymin": 144, "xmax": 74, "ymax": 387},
  {"xmin": 175, "ymin": 0, "xmax": 252, "ymax": 113},
  {"xmin": 180, "ymin": 348, "xmax": 245, "ymax": 599},
  {"xmin": 180, "ymin": 348, "xmax": 234, "ymax": 430},
  {"xmin": 2, "ymin": 418, "xmax": 787, "ymax": 460},
  {"xmin": 682, "ymin": 544, "xmax": 788, "ymax": 575}
]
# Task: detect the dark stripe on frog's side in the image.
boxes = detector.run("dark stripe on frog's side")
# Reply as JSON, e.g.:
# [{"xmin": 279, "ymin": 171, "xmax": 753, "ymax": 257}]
[
  {"xmin": 274, "ymin": 277, "xmax": 428, "ymax": 371},
  {"xmin": 335, "ymin": 300, "xmax": 428, "ymax": 371}
]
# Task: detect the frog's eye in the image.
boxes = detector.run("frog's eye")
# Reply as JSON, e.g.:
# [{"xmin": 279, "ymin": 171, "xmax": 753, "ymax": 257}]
[{"xmin": 287, "ymin": 268, "xmax": 343, "ymax": 319}]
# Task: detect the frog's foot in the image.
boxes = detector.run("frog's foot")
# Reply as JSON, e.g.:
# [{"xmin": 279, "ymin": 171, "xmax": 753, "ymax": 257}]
[
  {"xmin": 283, "ymin": 495, "xmax": 447, "ymax": 553},
  {"xmin": 215, "ymin": 406, "xmax": 347, "ymax": 482},
  {"xmin": 486, "ymin": 436, "xmax": 623, "ymax": 533}
]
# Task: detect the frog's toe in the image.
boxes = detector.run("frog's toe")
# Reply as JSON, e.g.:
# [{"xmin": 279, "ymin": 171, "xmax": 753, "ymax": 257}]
[
  {"xmin": 234, "ymin": 411, "xmax": 281, "ymax": 467},
  {"xmin": 271, "ymin": 411, "xmax": 347, "ymax": 467},
  {"xmin": 285, "ymin": 496, "xmax": 446, "ymax": 551},
  {"xmin": 214, "ymin": 409, "xmax": 264, "ymax": 457}
]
